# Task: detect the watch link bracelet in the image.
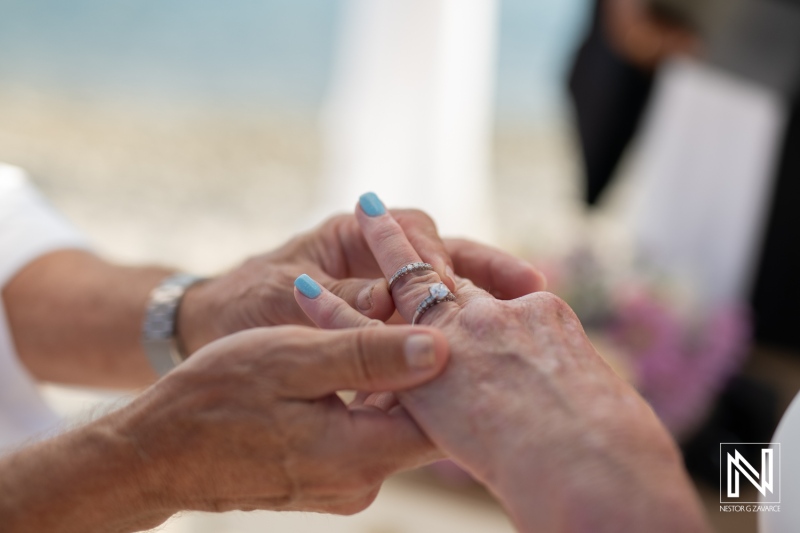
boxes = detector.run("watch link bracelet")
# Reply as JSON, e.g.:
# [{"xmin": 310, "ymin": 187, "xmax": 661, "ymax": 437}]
[{"xmin": 141, "ymin": 273, "xmax": 206, "ymax": 376}]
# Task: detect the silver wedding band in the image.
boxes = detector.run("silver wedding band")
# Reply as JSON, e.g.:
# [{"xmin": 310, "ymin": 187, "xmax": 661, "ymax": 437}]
[
  {"xmin": 388, "ymin": 262, "xmax": 434, "ymax": 292},
  {"xmin": 412, "ymin": 282, "xmax": 456, "ymax": 326}
]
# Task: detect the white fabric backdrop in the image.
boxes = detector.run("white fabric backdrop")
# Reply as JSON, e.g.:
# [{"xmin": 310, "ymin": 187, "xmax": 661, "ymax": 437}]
[{"xmin": 321, "ymin": 0, "xmax": 499, "ymax": 242}]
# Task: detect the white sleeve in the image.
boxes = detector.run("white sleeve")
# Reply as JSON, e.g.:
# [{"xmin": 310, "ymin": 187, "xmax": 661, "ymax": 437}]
[
  {"xmin": 0, "ymin": 164, "xmax": 90, "ymax": 286},
  {"xmin": 0, "ymin": 163, "xmax": 91, "ymax": 452}
]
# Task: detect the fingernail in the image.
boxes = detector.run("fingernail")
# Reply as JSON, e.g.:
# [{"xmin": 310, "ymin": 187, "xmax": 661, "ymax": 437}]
[
  {"xmin": 295, "ymin": 274, "xmax": 322, "ymax": 299},
  {"xmin": 359, "ymin": 192, "xmax": 386, "ymax": 217},
  {"xmin": 445, "ymin": 265, "xmax": 456, "ymax": 285},
  {"xmin": 356, "ymin": 284, "xmax": 374, "ymax": 312},
  {"xmin": 405, "ymin": 335, "xmax": 437, "ymax": 370}
]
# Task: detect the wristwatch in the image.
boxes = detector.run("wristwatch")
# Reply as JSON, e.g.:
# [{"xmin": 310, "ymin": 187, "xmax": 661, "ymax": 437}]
[{"xmin": 141, "ymin": 273, "xmax": 206, "ymax": 376}]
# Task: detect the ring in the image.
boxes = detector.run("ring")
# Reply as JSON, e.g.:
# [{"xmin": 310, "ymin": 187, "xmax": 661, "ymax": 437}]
[
  {"xmin": 388, "ymin": 262, "xmax": 434, "ymax": 292},
  {"xmin": 412, "ymin": 282, "xmax": 456, "ymax": 326}
]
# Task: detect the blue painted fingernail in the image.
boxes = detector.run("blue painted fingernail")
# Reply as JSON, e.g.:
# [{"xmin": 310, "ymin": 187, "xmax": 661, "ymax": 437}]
[
  {"xmin": 295, "ymin": 274, "xmax": 322, "ymax": 299},
  {"xmin": 359, "ymin": 192, "xmax": 386, "ymax": 217}
]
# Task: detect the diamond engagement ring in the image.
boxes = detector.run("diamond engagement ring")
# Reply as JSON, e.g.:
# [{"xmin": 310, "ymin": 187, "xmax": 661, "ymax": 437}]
[
  {"xmin": 388, "ymin": 262, "xmax": 434, "ymax": 291},
  {"xmin": 412, "ymin": 283, "xmax": 456, "ymax": 326}
]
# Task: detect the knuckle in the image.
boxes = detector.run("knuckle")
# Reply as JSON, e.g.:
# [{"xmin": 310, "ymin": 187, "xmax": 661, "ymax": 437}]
[
  {"xmin": 343, "ymin": 467, "xmax": 383, "ymax": 496},
  {"xmin": 267, "ymin": 358, "xmax": 303, "ymax": 395},
  {"xmin": 529, "ymin": 292, "xmax": 578, "ymax": 323},
  {"xmin": 313, "ymin": 214, "xmax": 351, "ymax": 243},
  {"xmin": 360, "ymin": 465, "xmax": 381, "ymax": 485},
  {"xmin": 328, "ymin": 303, "xmax": 362, "ymax": 328},
  {"xmin": 349, "ymin": 488, "xmax": 381, "ymax": 515},
  {"xmin": 396, "ymin": 271, "xmax": 441, "ymax": 300},
  {"xmin": 351, "ymin": 329, "xmax": 379, "ymax": 384},
  {"xmin": 326, "ymin": 279, "xmax": 362, "ymax": 304},
  {"xmin": 334, "ymin": 494, "xmax": 373, "ymax": 516},
  {"xmin": 326, "ymin": 213, "xmax": 352, "ymax": 227},
  {"xmin": 533, "ymin": 291, "xmax": 569, "ymax": 312},
  {"xmin": 314, "ymin": 300, "xmax": 342, "ymax": 327},
  {"xmin": 397, "ymin": 208, "xmax": 435, "ymax": 227},
  {"xmin": 370, "ymin": 222, "xmax": 402, "ymax": 245},
  {"xmin": 324, "ymin": 278, "xmax": 344, "ymax": 295},
  {"xmin": 459, "ymin": 299, "xmax": 507, "ymax": 331},
  {"xmin": 262, "ymin": 330, "xmax": 316, "ymax": 389}
]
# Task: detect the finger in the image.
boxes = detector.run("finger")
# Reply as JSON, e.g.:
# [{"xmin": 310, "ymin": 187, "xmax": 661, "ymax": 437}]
[
  {"xmin": 356, "ymin": 193, "xmax": 425, "ymax": 278},
  {"xmin": 317, "ymin": 274, "xmax": 395, "ymax": 322},
  {"xmin": 351, "ymin": 392, "xmax": 400, "ymax": 412},
  {"xmin": 444, "ymin": 238, "xmax": 547, "ymax": 299},
  {"xmin": 356, "ymin": 193, "xmax": 458, "ymax": 323},
  {"xmin": 310, "ymin": 214, "xmax": 384, "ymax": 279},
  {"xmin": 452, "ymin": 274, "xmax": 495, "ymax": 304},
  {"xmin": 317, "ymin": 211, "xmax": 454, "ymax": 285},
  {"xmin": 278, "ymin": 326, "xmax": 450, "ymax": 399},
  {"xmin": 393, "ymin": 209, "xmax": 456, "ymax": 290},
  {"xmin": 350, "ymin": 391, "xmax": 372, "ymax": 407},
  {"xmin": 294, "ymin": 274, "xmax": 384, "ymax": 329},
  {"xmin": 347, "ymin": 407, "xmax": 442, "ymax": 472},
  {"xmin": 310, "ymin": 211, "xmax": 455, "ymax": 291}
]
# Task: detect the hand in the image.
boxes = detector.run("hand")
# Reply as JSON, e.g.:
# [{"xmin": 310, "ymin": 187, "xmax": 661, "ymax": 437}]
[
  {"xmin": 178, "ymin": 206, "xmax": 545, "ymax": 354},
  {"xmin": 295, "ymin": 194, "xmax": 711, "ymax": 533},
  {"xmin": 125, "ymin": 325, "xmax": 450, "ymax": 515},
  {"xmin": 604, "ymin": 0, "xmax": 700, "ymax": 70},
  {"xmin": 0, "ymin": 325, "xmax": 450, "ymax": 533}
]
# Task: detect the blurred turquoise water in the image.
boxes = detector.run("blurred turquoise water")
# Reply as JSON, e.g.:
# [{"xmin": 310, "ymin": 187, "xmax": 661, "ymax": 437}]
[{"xmin": 0, "ymin": 0, "xmax": 589, "ymax": 123}]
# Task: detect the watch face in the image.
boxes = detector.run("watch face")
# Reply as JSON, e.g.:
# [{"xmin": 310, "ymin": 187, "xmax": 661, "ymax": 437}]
[{"xmin": 142, "ymin": 274, "xmax": 205, "ymax": 376}]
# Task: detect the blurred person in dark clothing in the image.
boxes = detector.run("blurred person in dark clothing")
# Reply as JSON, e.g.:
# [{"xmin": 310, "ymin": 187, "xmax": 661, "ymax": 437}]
[
  {"xmin": 569, "ymin": 0, "xmax": 800, "ymax": 486},
  {"xmin": 570, "ymin": 0, "xmax": 800, "ymax": 353}
]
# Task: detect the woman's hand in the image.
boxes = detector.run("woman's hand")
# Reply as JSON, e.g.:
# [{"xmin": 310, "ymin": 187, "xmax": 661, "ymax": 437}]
[
  {"xmin": 294, "ymin": 193, "xmax": 711, "ymax": 533},
  {"xmin": 0, "ymin": 325, "xmax": 449, "ymax": 533},
  {"xmin": 178, "ymin": 209, "xmax": 545, "ymax": 354}
]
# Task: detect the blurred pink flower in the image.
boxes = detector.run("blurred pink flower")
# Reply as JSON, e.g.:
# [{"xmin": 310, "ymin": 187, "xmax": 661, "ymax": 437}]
[{"xmin": 542, "ymin": 247, "xmax": 752, "ymax": 439}]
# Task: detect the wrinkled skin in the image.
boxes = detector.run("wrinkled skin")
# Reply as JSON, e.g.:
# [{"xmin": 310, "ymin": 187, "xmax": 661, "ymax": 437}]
[
  {"xmin": 179, "ymin": 210, "xmax": 545, "ymax": 354},
  {"xmin": 295, "ymin": 199, "xmax": 712, "ymax": 533},
  {"xmin": 0, "ymin": 324, "xmax": 451, "ymax": 533}
]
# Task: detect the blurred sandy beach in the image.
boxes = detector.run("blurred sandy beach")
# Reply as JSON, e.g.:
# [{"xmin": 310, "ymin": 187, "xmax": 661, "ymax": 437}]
[{"xmin": 0, "ymin": 86, "xmax": 603, "ymax": 271}]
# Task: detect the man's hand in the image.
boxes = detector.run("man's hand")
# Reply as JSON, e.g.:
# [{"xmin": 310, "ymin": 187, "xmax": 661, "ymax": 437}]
[
  {"xmin": 295, "ymin": 195, "xmax": 711, "ymax": 533},
  {"xmin": 3, "ymin": 209, "xmax": 543, "ymax": 388},
  {"xmin": 604, "ymin": 0, "xmax": 699, "ymax": 70},
  {"xmin": 177, "ymin": 209, "xmax": 545, "ymax": 354},
  {"xmin": 0, "ymin": 325, "xmax": 449, "ymax": 532}
]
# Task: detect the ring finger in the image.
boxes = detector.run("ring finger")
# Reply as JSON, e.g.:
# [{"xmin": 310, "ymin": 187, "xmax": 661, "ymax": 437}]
[{"xmin": 356, "ymin": 193, "xmax": 459, "ymax": 325}]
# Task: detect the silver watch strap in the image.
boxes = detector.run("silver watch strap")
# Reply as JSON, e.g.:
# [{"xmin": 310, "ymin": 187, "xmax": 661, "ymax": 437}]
[{"xmin": 141, "ymin": 273, "xmax": 206, "ymax": 376}]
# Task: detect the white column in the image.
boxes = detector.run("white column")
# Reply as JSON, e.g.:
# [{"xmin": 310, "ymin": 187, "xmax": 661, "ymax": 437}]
[{"xmin": 320, "ymin": 0, "xmax": 499, "ymax": 242}]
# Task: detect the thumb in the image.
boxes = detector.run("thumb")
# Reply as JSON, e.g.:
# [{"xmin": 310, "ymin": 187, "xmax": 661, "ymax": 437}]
[{"xmin": 289, "ymin": 326, "xmax": 449, "ymax": 399}]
